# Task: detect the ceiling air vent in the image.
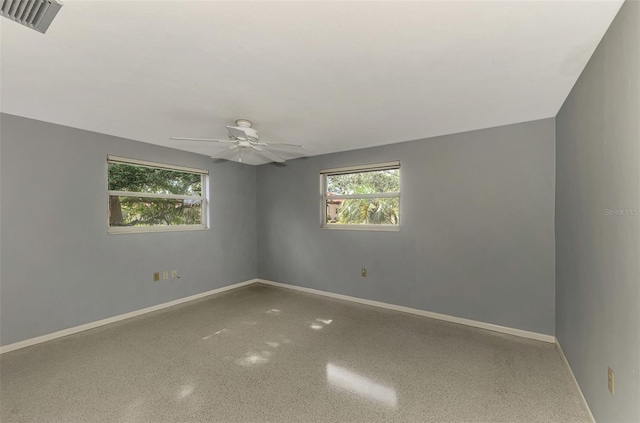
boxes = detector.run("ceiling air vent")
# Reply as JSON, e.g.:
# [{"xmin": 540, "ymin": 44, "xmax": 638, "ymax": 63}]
[{"xmin": 0, "ymin": 0, "xmax": 62, "ymax": 34}]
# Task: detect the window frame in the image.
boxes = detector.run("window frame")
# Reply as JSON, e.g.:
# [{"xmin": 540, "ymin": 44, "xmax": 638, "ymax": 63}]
[
  {"xmin": 107, "ymin": 155, "xmax": 209, "ymax": 234},
  {"xmin": 320, "ymin": 161, "xmax": 401, "ymax": 232}
]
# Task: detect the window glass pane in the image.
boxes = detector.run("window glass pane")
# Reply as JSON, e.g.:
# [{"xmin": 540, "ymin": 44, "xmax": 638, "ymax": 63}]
[
  {"xmin": 325, "ymin": 197, "xmax": 399, "ymax": 225},
  {"xmin": 326, "ymin": 169, "xmax": 399, "ymax": 195},
  {"xmin": 108, "ymin": 163, "xmax": 202, "ymax": 196},
  {"xmin": 109, "ymin": 196, "xmax": 202, "ymax": 227}
]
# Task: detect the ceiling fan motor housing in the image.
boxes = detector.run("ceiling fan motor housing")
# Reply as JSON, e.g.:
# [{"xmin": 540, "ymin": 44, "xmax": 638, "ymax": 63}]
[
  {"xmin": 228, "ymin": 121, "xmax": 259, "ymax": 141},
  {"xmin": 235, "ymin": 119, "xmax": 253, "ymax": 128}
]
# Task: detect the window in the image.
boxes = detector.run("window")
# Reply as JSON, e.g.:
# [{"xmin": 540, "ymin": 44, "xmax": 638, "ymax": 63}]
[
  {"xmin": 107, "ymin": 156, "xmax": 208, "ymax": 234},
  {"xmin": 321, "ymin": 161, "xmax": 400, "ymax": 231}
]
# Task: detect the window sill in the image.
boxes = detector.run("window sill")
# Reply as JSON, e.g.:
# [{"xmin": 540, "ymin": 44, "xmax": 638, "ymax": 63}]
[
  {"xmin": 321, "ymin": 225, "xmax": 400, "ymax": 232},
  {"xmin": 108, "ymin": 225, "xmax": 208, "ymax": 235}
]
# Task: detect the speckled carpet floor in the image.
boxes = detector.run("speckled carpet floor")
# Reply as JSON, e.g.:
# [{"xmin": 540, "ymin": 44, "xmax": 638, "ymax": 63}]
[{"xmin": 0, "ymin": 283, "xmax": 589, "ymax": 422}]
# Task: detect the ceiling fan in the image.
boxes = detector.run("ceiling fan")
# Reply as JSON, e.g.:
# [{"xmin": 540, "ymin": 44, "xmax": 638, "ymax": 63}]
[{"xmin": 170, "ymin": 119, "xmax": 304, "ymax": 163}]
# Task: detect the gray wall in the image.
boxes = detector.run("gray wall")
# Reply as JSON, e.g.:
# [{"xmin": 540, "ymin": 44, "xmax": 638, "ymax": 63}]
[
  {"xmin": 0, "ymin": 114, "xmax": 257, "ymax": 346},
  {"xmin": 555, "ymin": 1, "xmax": 640, "ymax": 421},
  {"xmin": 257, "ymin": 119, "xmax": 556, "ymax": 335}
]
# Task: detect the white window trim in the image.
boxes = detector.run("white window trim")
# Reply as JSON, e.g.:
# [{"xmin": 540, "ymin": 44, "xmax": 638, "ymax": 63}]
[
  {"xmin": 322, "ymin": 224, "xmax": 400, "ymax": 232},
  {"xmin": 107, "ymin": 155, "xmax": 208, "ymax": 175},
  {"xmin": 321, "ymin": 161, "xmax": 400, "ymax": 231},
  {"xmin": 108, "ymin": 224, "xmax": 208, "ymax": 235},
  {"xmin": 107, "ymin": 156, "xmax": 209, "ymax": 234},
  {"xmin": 320, "ymin": 161, "xmax": 400, "ymax": 175}
]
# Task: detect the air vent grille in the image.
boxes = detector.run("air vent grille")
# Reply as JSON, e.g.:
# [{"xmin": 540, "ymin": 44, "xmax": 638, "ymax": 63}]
[{"xmin": 0, "ymin": 0, "xmax": 62, "ymax": 34}]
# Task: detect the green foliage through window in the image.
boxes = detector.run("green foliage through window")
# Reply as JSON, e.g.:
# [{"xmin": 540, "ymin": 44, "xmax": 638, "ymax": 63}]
[
  {"xmin": 327, "ymin": 169, "xmax": 399, "ymax": 195},
  {"xmin": 323, "ymin": 166, "xmax": 400, "ymax": 227},
  {"xmin": 108, "ymin": 161, "xmax": 206, "ymax": 229},
  {"xmin": 108, "ymin": 163, "xmax": 201, "ymax": 195}
]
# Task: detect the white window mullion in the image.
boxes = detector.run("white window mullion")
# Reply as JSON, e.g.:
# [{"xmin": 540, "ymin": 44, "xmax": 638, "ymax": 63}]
[{"xmin": 108, "ymin": 190, "xmax": 203, "ymax": 201}]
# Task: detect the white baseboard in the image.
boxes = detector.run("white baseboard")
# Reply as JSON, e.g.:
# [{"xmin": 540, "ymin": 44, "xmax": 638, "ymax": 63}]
[
  {"xmin": 556, "ymin": 340, "xmax": 596, "ymax": 423},
  {"xmin": 1, "ymin": 277, "xmax": 556, "ymax": 354},
  {"xmin": 0, "ymin": 278, "xmax": 259, "ymax": 354},
  {"xmin": 256, "ymin": 279, "xmax": 556, "ymax": 343}
]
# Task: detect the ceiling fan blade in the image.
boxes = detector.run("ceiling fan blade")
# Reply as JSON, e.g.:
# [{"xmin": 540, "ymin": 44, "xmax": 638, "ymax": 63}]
[
  {"xmin": 210, "ymin": 145, "xmax": 239, "ymax": 159},
  {"xmin": 170, "ymin": 137, "xmax": 231, "ymax": 143},
  {"xmin": 257, "ymin": 142, "xmax": 305, "ymax": 149},
  {"xmin": 251, "ymin": 145, "xmax": 286, "ymax": 163}
]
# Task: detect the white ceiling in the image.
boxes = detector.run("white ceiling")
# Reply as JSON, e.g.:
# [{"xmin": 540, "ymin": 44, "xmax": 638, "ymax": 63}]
[{"xmin": 1, "ymin": 0, "xmax": 623, "ymax": 165}]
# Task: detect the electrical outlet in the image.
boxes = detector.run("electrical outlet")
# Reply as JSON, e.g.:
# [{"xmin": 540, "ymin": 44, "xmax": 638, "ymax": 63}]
[
  {"xmin": 361, "ymin": 267, "xmax": 367, "ymax": 277},
  {"xmin": 163, "ymin": 271, "xmax": 169, "ymax": 280},
  {"xmin": 171, "ymin": 270, "xmax": 177, "ymax": 278},
  {"xmin": 153, "ymin": 272, "xmax": 160, "ymax": 282},
  {"xmin": 608, "ymin": 367, "xmax": 615, "ymax": 395}
]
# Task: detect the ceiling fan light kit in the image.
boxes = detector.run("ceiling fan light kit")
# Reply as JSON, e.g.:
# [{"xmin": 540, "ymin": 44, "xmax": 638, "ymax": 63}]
[
  {"xmin": 171, "ymin": 119, "xmax": 305, "ymax": 164},
  {"xmin": 234, "ymin": 119, "xmax": 253, "ymax": 128}
]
